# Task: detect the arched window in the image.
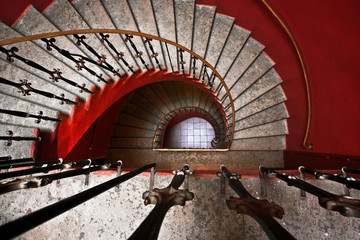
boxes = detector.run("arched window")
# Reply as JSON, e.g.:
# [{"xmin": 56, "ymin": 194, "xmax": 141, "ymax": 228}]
[{"xmin": 163, "ymin": 117, "xmax": 215, "ymax": 149}]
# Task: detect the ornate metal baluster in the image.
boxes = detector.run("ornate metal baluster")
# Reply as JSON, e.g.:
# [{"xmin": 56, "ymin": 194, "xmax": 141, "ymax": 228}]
[
  {"xmin": 221, "ymin": 165, "xmax": 295, "ymax": 240},
  {"xmin": 41, "ymin": 38, "xmax": 108, "ymax": 85},
  {"xmin": 0, "ymin": 108, "xmax": 62, "ymax": 123},
  {"xmin": 129, "ymin": 164, "xmax": 194, "ymax": 240},
  {"xmin": 178, "ymin": 48, "xmax": 185, "ymax": 76},
  {"xmin": 0, "ymin": 157, "xmax": 33, "ymax": 165},
  {"xmin": 208, "ymin": 74, "xmax": 216, "ymax": 91},
  {"xmin": 73, "ymin": 34, "xmax": 122, "ymax": 79},
  {"xmin": 0, "ymin": 130, "xmax": 41, "ymax": 147},
  {"xmin": 192, "ymin": 56, "xmax": 197, "ymax": 80},
  {"xmin": 145, "ymin": 38, "xmax": 161, "ymax": 71},
  {"xmin": 0, "ymin": 77, "xmax": 79, "ymax": 106},
  {"xmin": 124, "ymin": 34, "xmax": 149, "ymax": 71},
  {"xmin": 0, "ymin": 46, "xmax": 93, "ymax": 94},
  {"xmin": 99, "ymin": 33, "xmax": 135, "ymax": 75},
  {"xmin": 260, "ymin": 166, "xmax": 360, "ymax": 218},
  {"xmin": 201, "ymin": 65, "xmax": 209, "ymax": 85},
  {"xmin": 299, "ymin": 167, "xmax": 360, "ymax": 190},
  {"xmin": 0, "ymin": 156, "xmax": 12, "ymax": 162}
]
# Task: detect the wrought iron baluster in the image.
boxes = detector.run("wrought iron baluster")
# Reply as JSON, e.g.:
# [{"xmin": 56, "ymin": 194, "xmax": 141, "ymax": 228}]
[
  {"xmin": 201, "ymin": 65, "xmax": 209, "ymax": 85},
  {"xmin": 221, "ymin": 165, "xmax": 295, "ymax": 240},
  {"xmin": 208, "ymin": 74, "xmax": 216, "ymax": 91},
  {"xmin": 124, "ymin": 34, "xmax": 149, "ymax": 71},
  {"xmin": 73, "ymin": 34, "xmax": 121, "ymax": 79},
  {"xmin": 178, "ymin": 48, "xmax": 185, "ymax": 76},
  {"xmin": 145, "ymin": 38, "xmax": 161, "ymax": 71},
  {"xmin": 260, "ymin": 166, "xmax": 360, "ymax": 218},
  {"xmin": 0, "ymin": 159, "xmax": 60, "ymax": 170},
  {"xmin": 299, "ymin": 167, "xmax": 360, "ymax": 190},
  {"xmin": 0, "ymin": 161, "xmax": 122, "ymax": 195},
  {"xmin": 0, "ymin": 108, "xmax": 62, "ymax": 123},
  {"xmin": 41, "ymin": 38, "xmax": 108, "ymax": 85},
  {"xmin": 99, "ymin": 33, "xmax": 135, "ymax": 75},
  {"xmin": 129, "ymin": 164, "xmax": 194, "ymax": 240},
  {"xmin": 0, "ymin": 77, "xmax": 79, "ymax": 106},
  {"xmin": 0, "ymin": 46, "xmax": 93, "ymax": 94},
  {"xmin": 0, "ymin": 163, "xmax": 156, "ymax": 239},
  {"xmin": 0, "ymin": 156, "xmax": 12, "ymax": 162},
  {"xmin": 0, "ymin": 130, "xmax": 41, "ymax": 147},
  {"xmin": 0, "ymin": 157, "xmax": 33, "ymax": 165},
  {"xmin": 192, "ymin": 56, "xmax": 197, "ymax": 80}
]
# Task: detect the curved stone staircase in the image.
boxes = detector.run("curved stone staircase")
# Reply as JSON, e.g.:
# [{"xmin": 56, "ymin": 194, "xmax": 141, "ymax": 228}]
[{"xmin": 0, "ymin": 0, "xmax": 289, "ymax": 170}]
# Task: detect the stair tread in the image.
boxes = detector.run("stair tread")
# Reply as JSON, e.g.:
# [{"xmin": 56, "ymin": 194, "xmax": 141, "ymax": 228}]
[
  {"xmin": 152, "ymin": 0, "xmax": 178, "ymax": 72},
  {"xmin": 235, "ymin": 102, "xmax": 289, "ymax": 130},
  {"xmin": 117, "ymin": 112, "xmax": 157, "ymax": 130},
  {"xmin": 231, "ymin": 135, "xmax": 286, "ymax": 150},
  {"xmin": 234, "ymin": 119, "xmax": 288, "ymax": 139},
  {"xmin": 109, "ymin": 137, "xmax": 153, "ymax": 149},
  {"xmin": 112, "ymin": 125, "xmax": 154, "ymax": 138}
]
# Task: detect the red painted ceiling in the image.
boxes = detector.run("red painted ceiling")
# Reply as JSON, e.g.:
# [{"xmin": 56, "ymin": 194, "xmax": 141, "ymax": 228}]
[{"xmin": 1, "ymin": 0, "xmax": 359, "ymax": 156}]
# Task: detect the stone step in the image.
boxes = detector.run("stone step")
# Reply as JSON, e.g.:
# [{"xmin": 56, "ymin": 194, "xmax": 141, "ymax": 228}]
[
  {"xmin": 0, "ymin": 124, "xmax": 38, "ymax": 159},
  {"xmin": 231, "ymin": 135, "xmax": 286, "ymax": 150},
  {"xmin": 112, "ymin": 125, "xmax": 154, "ymax": 138},
  {"xmin": 234, "ymin": 85, "xmax": 287, "ymax": 121},
  {"xmin": 12, "ymin": 6, "xmax": 101, "ymax": 89},
  {"xmin": 190, "ymin": 5, "xmax": 216, "ymax": 78},
  {"xmin": 149, "ymin": 82, "xmax": 176, "ymax": 111},
  {"xmin": 0, "ymin": 22, "xmax": 87, "ymax": 104},
  {"xmin": 232, "ymin": 68, "xmax": 283, "ymax": 111},
  {"xmin": 0, "ymin": 93, "xmax": 59, "ymax": 131},
  {"xmin": 217, "ymin": 37, "xmax": 264, "ymax": 101},
  {"xmin": 43, "ymin": 0, "xmax": 120, "ymax": 80},
  {"xmin": 152, "ymin": 0, "xmax": 178, "ymax": 72},
  {"xmin": 136, "ymin": 85, "xmax": 170, "ymax": 115},
  {"xmin": 101, "ymin": 0, "xmax": 154, "ymax": 70},
  {"xmin": 174, "ymin": 0, "xmax": 195, "ymax": 74},
  {"xmin": 116, "ymin": 112, "xmax": 157, "ymax": 130},
  {"xmin": 204, "ymin": 14, "xmax": 234, "ymax": 68},
  {"xmin": 160, "ymin": 81, "xmax": 182, "ymax": 109},
  {"xmin": 106, "ymin": 148, "xmax": 284, "ymax": 170},
  {"xmin": 0, "ymin": 59, "xmax": 75, "ymax": 115},
  {"xmin": 122, "ymin": 102, "xmax": 161, "ymax": 125},
  {"xmin": 234, "ymin": 119, "xmax": 288, "ymax": 139},
  {"xmin": 235, "ymin": 102, "xmax": 288, "ymax": 131},
  {"xmin": 71, "ymin": 0, "xmax": 138, "ymax": 74},
  {"xmin": 109, "ymin": 137, "xmax": 153, "ymax": 149}
]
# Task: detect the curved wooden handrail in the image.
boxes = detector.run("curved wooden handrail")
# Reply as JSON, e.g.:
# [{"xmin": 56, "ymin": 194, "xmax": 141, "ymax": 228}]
[
  {"xmin": 259, "ymin": 0, "xmax": 312, "ymax": 149},
  {"xmin": 0, "ymin": 29, "xmax": 236, "ymax": 149},
  {"xmin": 152, "ymin": 106, "xmax": 225, "ymax": 149}
]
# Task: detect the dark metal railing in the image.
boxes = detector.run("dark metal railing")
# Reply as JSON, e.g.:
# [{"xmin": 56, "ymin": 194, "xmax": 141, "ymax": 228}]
[
  {"xmin": 220, "ymin": 165, "xmax": 295, "ymax": 240},
  {"xmin": 0, "ymin": 77, "xmax": 79, "ymax": 106},
  {"xmin": 0, "ymin": 108, "xmax": 62, "ymax": 123},
  {"xmin": 260, "ymin": 166, "xmax": 360, "ymax": 218},
  {"xmin": 0, "ymin": 162, "xmax": 155, "ymax": 239},
  {"xmin": 0, "ymin": 130, "xmax": 41, "ymax": 146},
  {"xmin": 73, "ymin": 34, "xmax": 122, "ymax": 79},
  {"xmin": 129, "ymin": 164, "xmax": 194, "ymax": 240},
  {"xmin": 125, "ymin": 34, "xmax": 150, "ymax": 71}
]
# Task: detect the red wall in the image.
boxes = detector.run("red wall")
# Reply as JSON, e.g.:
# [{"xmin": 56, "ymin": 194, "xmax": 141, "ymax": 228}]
[{"xmin": 1, "ymin": 0, "xmax": 359, "ymax": 157}]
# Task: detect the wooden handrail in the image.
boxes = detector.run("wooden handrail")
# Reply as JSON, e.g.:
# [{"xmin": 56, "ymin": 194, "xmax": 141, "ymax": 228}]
[
  {"xmin": 0, "ymin": 29, "xmax": 236, "ymax": 149},
  {"xmin": 259, "ymin": 0, "xmax": 312, "ymax": 149}
]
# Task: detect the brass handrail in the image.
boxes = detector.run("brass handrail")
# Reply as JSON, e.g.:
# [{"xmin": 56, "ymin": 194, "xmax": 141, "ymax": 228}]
[
  {"xmin": 152, "ymin": 106, "xmax": 226, "ymax": 149},
  {"xmin": 0, "ymin": 29, "xmax": 236, "ymax": 149},
  {"xmin": 259, "ymin": 0, "xmax": 312, "ymax": 149}
]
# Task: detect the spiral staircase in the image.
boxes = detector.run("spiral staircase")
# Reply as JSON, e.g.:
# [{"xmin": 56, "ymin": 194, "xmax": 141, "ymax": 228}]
[
  {"xmin": 0, "ymin": 0, "xmax": 289, "ymax": 171},
  {"xmin": 0, "ymin": 0, "xmax": 318, "ymax": 239}
]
